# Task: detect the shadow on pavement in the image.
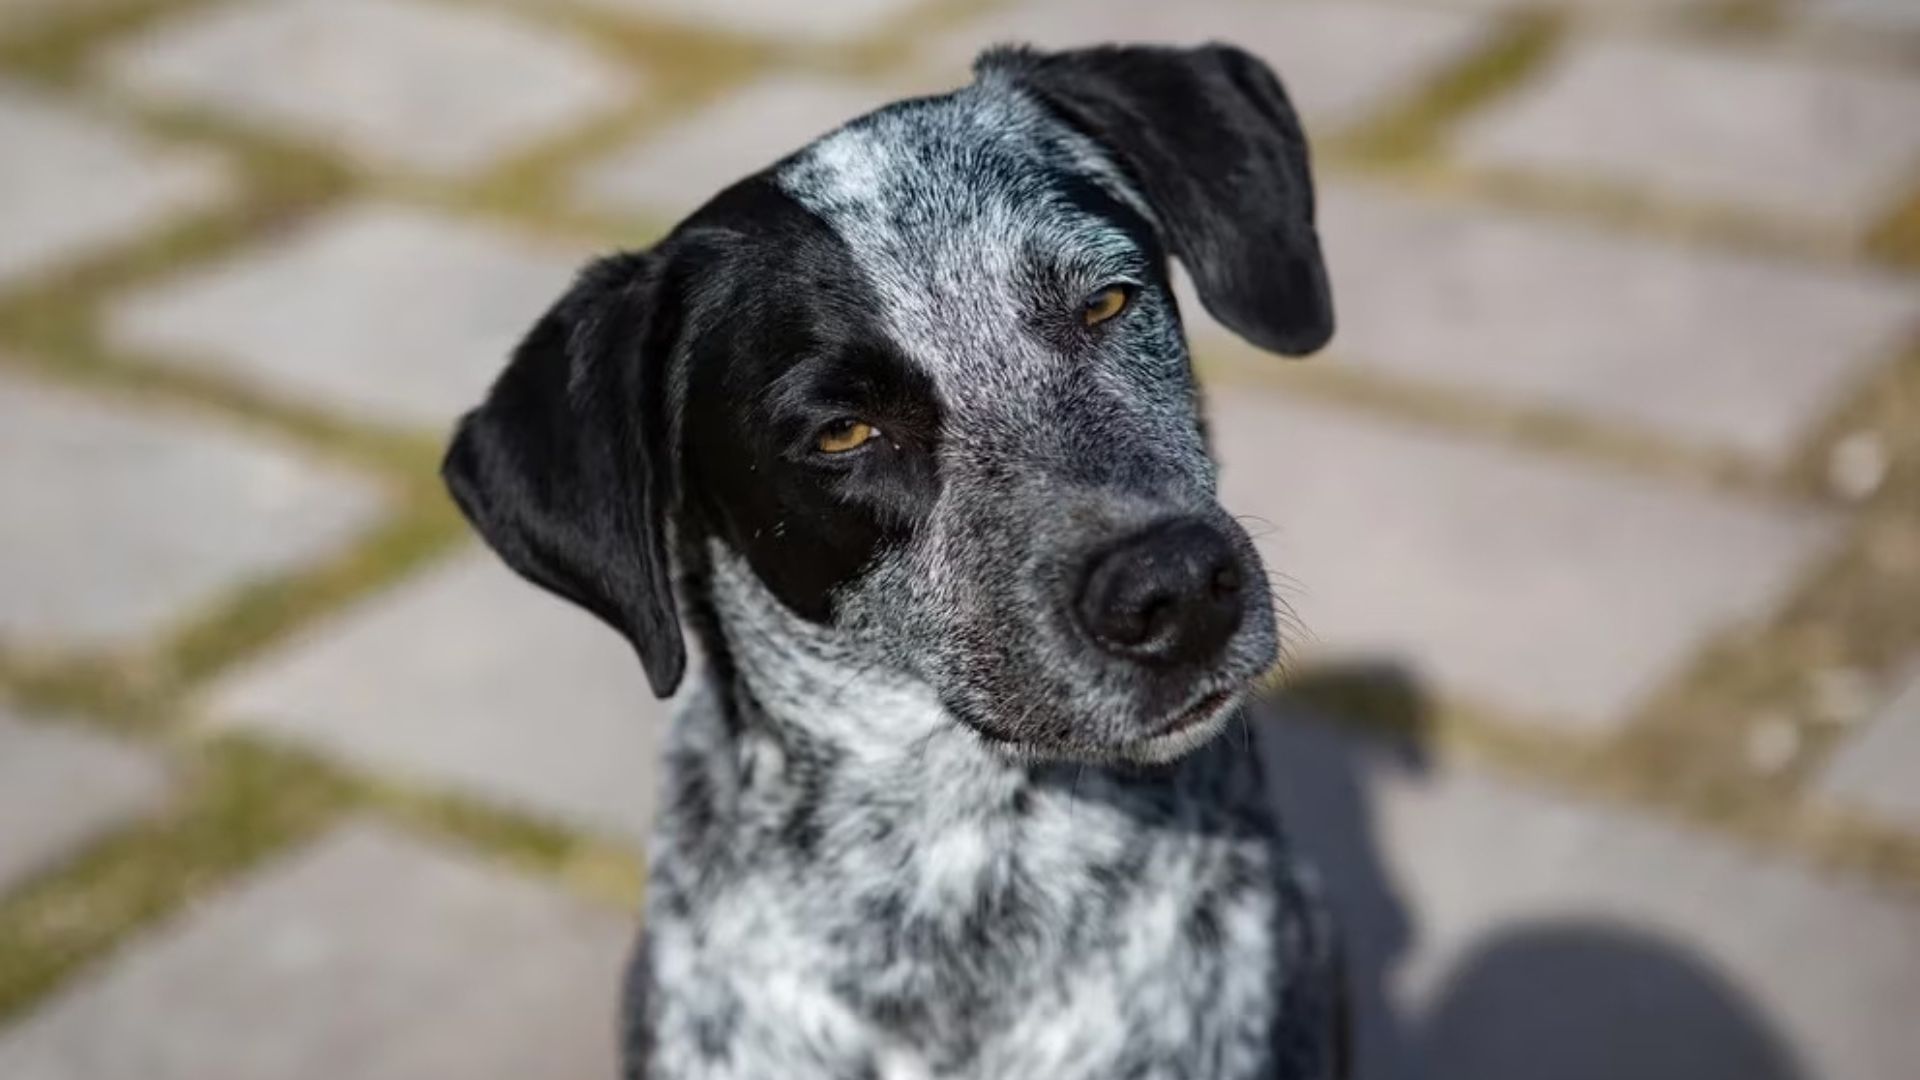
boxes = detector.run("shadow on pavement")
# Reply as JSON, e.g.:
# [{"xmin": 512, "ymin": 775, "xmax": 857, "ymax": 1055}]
[{"xmin": 1261, "ymin": 662, "xmax": 1807, "ymax": 1080}]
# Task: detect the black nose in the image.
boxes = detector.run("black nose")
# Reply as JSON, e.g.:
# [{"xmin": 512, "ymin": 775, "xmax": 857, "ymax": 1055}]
[{"xmin": 1074, "ymin": 518, "xmax": 1246, "ymax": 666}]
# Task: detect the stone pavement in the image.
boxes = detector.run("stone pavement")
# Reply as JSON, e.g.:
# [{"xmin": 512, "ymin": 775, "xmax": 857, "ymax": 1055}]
[{"xmin": 0, "ymin": 1, "xmax": 1917, "ymax": 1077}]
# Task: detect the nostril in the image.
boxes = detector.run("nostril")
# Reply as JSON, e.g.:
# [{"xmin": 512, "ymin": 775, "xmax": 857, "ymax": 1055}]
[
  {"xmin": 1210, "ymin": 564, "xmax": 1241, "ymax": 599},
  {"xmin": 1113, "ymin": 602, "xmax": 1153, "ymax": 646},
  {"xmin": 1137, "ymin": 594, "xmax": 1175, "ymax": 643}
]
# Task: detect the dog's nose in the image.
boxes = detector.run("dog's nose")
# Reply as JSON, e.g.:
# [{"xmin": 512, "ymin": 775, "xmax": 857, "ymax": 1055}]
[{"xmin": 1075, "ymin": 518, "xmax": 1246, "ymax": 666}]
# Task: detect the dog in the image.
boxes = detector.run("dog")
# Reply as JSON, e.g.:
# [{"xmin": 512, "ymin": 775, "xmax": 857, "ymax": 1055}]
[{"xmin": 444, "ymin": 42, "xmax": 1343, "ymax": 1080}]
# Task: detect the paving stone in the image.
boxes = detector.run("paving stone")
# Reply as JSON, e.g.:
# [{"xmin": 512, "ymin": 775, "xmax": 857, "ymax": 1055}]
[
  {"xmin": 927, "ymin": 0, "xmax": 1497, "ymax": 134},
  {"xmin": 1818, "ymin": 661, "xmax": 1920, "ymax": 831},
  {"xmin": 99, "ymin": 0, "xmax": 635, "ymax": 175},
  {"xmin": 1803, "ymin": 0, "xmax": 1920, "ymax": 34},
  {"xmin": 0, "ymin": 822, "xmax": 630, "ymax": 1080},
  {"xmin": 577, "ymin": 0, "xmax": 929, "ymax": 44},
  {"xmin": 0, "ymin": 710, "xmax": 170, "ymax": 895},
  {"xmin": 1210, "ymin": 392, "xmax": 1836, "ymax": 732},
  {"xmin": 107, "ymin": 204, "xmax": 582, "ymax": 430},
  {"xmin": 204, "ymin": 550, "xmax": 665, "ymax": 845},
  {"xmin": 575, "ymin": 73, "xmax": 939, "ymax": 219},
  {"xmin": 1262, "ymin": 709, "xmax": 1920, "ymax": 1080},
  {"xmin": 1417, "ymin": 0, "xmax": 1697, "ymax": 13},
  {"xmin": 0, "ymin": 371, "xmax": 385, "ymax": 652},
  {"xmin": 1454, "ymin": 40, "xmax": 1920, "ymax": 231},
  {"xmin": 1190, "ymin": 185, "xmax": 1920, "ymax": 463},
  {"xmin": 0, "ymin": 81, "xmax": 226, "ymax": 289}
]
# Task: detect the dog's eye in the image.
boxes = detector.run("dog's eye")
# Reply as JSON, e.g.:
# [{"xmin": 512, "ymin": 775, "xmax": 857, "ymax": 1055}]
[
  {"xmin": 816, "ymin": 419, "xmax": 878, "ymax": 454},
  {"xmin": 1082, "ymin": 285, "xmax": 1132, "ymax": 326}
]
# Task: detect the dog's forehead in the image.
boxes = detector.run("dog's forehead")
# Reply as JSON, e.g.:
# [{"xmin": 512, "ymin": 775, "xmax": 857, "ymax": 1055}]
[
  {"xmin": 768, "ymin": 83, "xmax": 1151, "ymax": 401},
  {"xmin": 777, "ymin": 81, "xmax": 1098, "ymax": 202}
]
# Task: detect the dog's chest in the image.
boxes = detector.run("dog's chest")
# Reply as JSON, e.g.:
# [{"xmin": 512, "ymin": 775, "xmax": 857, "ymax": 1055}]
[{"xmin": 639, "ymin": 716, "xmax": 1326, "ymax": 1079}]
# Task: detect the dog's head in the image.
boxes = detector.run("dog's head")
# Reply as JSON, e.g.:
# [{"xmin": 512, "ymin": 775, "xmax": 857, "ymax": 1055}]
[{"xmin": 445, "ymin": 45, "xmax": 1331, "ymax": 764}]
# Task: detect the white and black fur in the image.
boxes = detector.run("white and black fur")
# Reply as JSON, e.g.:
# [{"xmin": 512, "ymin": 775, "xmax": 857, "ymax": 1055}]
[{"xmin": 445, "ymin": 44, "xmax": 1344, "ymax": 1080}]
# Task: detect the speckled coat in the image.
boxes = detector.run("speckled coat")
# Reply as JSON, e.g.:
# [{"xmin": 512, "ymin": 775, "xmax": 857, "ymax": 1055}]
[{"xmin": 444, "ymin": 43, "xmax": 1346, "ymax": 1080}]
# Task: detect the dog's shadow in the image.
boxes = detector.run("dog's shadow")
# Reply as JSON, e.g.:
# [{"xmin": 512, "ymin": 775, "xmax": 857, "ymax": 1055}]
[{"xmin": 1261, "ymin": 663, "xmax": 1808, "ymax": 1080}]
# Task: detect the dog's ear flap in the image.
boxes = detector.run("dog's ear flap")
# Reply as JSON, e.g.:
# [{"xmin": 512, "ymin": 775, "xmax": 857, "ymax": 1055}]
[
  {"xmin": 984, "ymin": 43, "xmax": 1334, "ymax": 357},
  {"xmin": 442, "ymin": 251, "xmax": 686, "ymax": 698}
]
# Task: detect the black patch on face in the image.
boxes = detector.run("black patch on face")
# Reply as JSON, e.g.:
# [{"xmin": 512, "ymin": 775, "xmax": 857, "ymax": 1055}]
[{"xmin": 677, "ymin": 179, "xmax": 944, "ymax": 622}]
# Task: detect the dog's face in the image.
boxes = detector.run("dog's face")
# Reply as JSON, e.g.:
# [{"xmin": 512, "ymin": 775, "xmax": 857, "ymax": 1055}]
[{"xmin": 445, "ymin": 46, "xmax": 1332, "ymax": 764}]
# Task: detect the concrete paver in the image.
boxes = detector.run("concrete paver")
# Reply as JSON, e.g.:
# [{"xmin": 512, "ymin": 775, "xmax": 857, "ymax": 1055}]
[
  {"xmin": 575, "ymin": 0, "xmax": 933, "ymax": 44},
  {"xmin": 927, "ymin": 0, "xmax": 1498, "ymax": 135},
  {"xmin": 1265, "ymin": 709, "xmax": 1920, "ymax": 1080},
  {"xmin": 575, "ymin": 73, "xmax": 925, "ymax": 219},
  {"xmin": 0, "ymin": 81, "xmax": 226, "ymax": 288},
  {"xmin": 106, "ymin": 204, "xmax": 581, "ymax": 430},
  {"xmin": 1187, "ymin": 185, "xmax": 1920, "ymax": 463},
  {"xmin": 0, "ymin": 710, "xmax": 170, "ymax": 896},
  {"xmin": 0, "ymin": 822, "xmax": 631, "ymax": 1080},
  {"xmin": 1212, "ymin": 392, "xmax": 1838, "ymax": 732},
  {"xmin": 0, "ymin": 371, "xmax": 386, "ymax": 652},
  {"xmin": 203, "ymin": 551, "xmax": 666, "ymax": 846},
  {"xmin": 1803, "ymin": 0, "xmax": 1920, "ymax": 34},
  {"xmin": 1818, "ymin": 661, "xmax": 1920, "ymax": 831},
  {"xmin": 99, "ymin": 0, "xmax": 636, "ymax": 175},
  {"xmin": 1454, "ymin": 39, "xmax": 1920, "ymax": 231}
]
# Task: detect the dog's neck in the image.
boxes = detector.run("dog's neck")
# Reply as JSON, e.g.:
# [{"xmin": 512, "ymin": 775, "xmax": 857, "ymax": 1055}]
[{"xmin": 643, "ymin": 549, "xmax": 1310, "ymax": 1080}]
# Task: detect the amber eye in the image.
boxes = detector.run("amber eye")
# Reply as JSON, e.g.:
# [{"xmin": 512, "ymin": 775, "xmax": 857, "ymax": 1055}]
[
  {"xmin": 816, "ymin": 418, "xmax": 878, "ymax": 454},
  {"xmin": 1082, "ymin": 284, "xmax": 1132, "ymax": 326}
]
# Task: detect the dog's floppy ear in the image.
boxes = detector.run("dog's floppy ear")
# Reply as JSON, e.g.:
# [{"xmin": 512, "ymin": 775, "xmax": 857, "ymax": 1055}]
[
  {"xmin": 984, "ymin": 43, "xmax": 1334, "ymax": 357},
  {"xmin": 443, "ymin": 250, "xmax": 686, "ymax": 697}
]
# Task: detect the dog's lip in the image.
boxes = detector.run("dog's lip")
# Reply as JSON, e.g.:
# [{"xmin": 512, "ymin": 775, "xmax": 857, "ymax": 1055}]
[
  {"xmin": 1115, "ymin": 686, "xmax": 1247, "ymax": 763},
  {"xmin": 1150, "ymin": 687, "xmax": 1237, "ymax": 737}
]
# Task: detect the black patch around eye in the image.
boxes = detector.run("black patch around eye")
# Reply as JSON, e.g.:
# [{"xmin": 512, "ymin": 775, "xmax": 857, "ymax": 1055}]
[{"xmin": 677, "ymin": 179, "xmax": 943, "ymax": 622}]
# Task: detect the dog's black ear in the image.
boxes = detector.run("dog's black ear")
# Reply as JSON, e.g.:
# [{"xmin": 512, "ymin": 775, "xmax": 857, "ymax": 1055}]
[
  {"xmin": 984, "ymin": 43, "xmax": 1333, "ymax": 357},
  {"xmin": 443, "ymin": 251, "xmax": 686, "ymax": 697}
]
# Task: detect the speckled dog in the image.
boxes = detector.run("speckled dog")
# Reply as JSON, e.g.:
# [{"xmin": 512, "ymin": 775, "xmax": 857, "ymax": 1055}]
[{"xmin": 444, "ymin": 43, "xmax": 1344, "ymax": 1080}]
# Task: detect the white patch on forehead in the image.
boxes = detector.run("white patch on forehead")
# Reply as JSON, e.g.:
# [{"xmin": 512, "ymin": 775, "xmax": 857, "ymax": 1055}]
[
  {"xmin": 799, "ymin": 124, "xmax": 889, "ymax": 209},
  {"xmin": 767, "ymin": 78, "xmax": 1219, "ymax": 535},
  {"xmin": 773, "ymin": 87, "xmax": 1153, "ymax": 414}
]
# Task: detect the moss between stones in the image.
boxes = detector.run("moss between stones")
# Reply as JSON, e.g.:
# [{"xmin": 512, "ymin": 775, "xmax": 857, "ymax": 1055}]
[
  {"xmin": 1868, "ymin": 184, "xmax": 1920, "ymax": 271},
  {"xmin": 0, "ymin": 735, "xmax": 641, "ymax": 1025},
  {"xmin": 0, "ymin": 0, "xmax": 220, "ymax": 81},
  {"xmin": 0, "ymin": 737, "xmax": 351, "ymax": 1023},
  {"xmin": 1338, "ymin": 9, "xmax": 1564, "ymax": 168},
  {"xmin": 1197, "ymin": 350, "xmax": 1772, "ymax": 497}
]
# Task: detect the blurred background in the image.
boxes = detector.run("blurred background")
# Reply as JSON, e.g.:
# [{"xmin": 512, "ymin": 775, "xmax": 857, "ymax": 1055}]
[{"xmin": 0, "ymin": 0, "xmax": 1917, "ymax": 1077}]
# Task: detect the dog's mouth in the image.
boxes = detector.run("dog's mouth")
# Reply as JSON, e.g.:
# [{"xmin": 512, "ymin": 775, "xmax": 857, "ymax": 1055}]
[
  {"xmin": 959, "ymin": 681, "xmax": 1249, "ymax": 765},
  {"xmin": 1153, "ymin": 689, "xmax": 1236, "ymax": 737},
  {"xmin": 1120, "ymin": 686, "xmax": 1246, "ymax": 763}
]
